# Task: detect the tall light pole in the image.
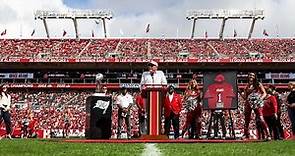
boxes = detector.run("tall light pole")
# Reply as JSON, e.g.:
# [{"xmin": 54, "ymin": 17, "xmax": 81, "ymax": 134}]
[
  {"xmin": 34, "ymin": 10, "xmax": 113, "ymax": 39},
  {"xmin": 186, "ymin": 9, "xmax": 264, "ymax": 39}
]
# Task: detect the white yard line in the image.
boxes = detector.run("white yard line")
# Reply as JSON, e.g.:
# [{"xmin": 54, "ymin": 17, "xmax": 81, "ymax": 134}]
[{"xmin": 141, "ymin": 143, "xmax": 162, "ymax": 156}]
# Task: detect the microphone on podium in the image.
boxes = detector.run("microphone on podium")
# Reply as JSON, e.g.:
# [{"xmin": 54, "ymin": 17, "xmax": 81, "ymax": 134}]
[{"xmin": 150, "ymin": 70, "xmax": 154, "ymax": 83}]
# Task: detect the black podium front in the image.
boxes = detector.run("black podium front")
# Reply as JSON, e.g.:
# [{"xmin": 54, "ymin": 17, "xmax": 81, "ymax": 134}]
[{"xmin": 85, "ymin": 94, "xmax": 112, "ymax": 139}]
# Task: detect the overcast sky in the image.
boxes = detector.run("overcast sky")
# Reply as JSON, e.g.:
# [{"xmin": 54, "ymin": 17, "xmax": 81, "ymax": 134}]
[{"xmin": 0, "ymin": 0, "xmax": 294, "ymax": 38}]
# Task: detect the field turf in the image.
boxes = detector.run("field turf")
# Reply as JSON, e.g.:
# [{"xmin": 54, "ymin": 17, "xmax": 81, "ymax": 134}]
[{"xmin": 0, "ymin": 139, "xmax": 294, "ymax": 156}]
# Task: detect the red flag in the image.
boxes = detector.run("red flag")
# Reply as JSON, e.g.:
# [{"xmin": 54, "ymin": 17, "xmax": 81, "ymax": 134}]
[
  {"xmin": 91, "ymin": 30, "xmax": 94, "ymax": 37},
  {"xmin": 205, "ymin": 31, "xmax": 208, "ymax": 38},
  {"xmin": 233, "ymin": 29, "xmax": 237, "ymax": 37},
  {"xmin": 63, "ymin": 30, "xmax": 67, "ymax": 37},
  {"xmin": 31, "ymin": 29, "xmax": 35, "ymax": 36},
  {"xmin": 263, "ymin": 29, "xmax": 269, "ymax": 36},
  {"xmin": 145, "ymin": 24, "xmax": 150, "ymax": 33},
  {"xmin": 1, "ymin": 29, "xmax": 7, "ymax": 36}
]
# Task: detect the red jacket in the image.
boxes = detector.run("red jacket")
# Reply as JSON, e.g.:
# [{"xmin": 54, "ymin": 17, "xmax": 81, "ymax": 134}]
[
  {"xmin": 164, "ymin": 92, "xmax": 182, "ymax": 118},
  {"xmin": 135, "ymin": 94, "xmax": 145, "ymax": 115},
  {"xmin": 263, "ymin": 95, "xmax": 278, "ymax": 116}
]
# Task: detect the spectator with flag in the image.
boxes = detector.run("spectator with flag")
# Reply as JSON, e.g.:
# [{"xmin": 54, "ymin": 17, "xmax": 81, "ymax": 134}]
[
  {"xmin": 233, "ymin": 29, "xmax": 237, "ymax": 38},
  {"xmin": 205, "ymin": 30, "xmax": 208, "ymax": 39},
  {"xmin": 31, "ymin": 29, "xmax": 35, "ymax": 37},
  {"xmin": 145, "ymin": 24, "xmax": 150, "ymax": 33},
  {"xmin": 263, "ymin": 29, "xmax": 269, "ymax": 36},
  {"xmin": 1, "ymin": 29, "xmax": 7, "ymax": 36},
  {"xmin": 91, "ymin": 30, "xmax": 94, "ymax": 38},
  {"xmin": 63, "ymin": 30, "xmax": 67, "ymax": 37}
]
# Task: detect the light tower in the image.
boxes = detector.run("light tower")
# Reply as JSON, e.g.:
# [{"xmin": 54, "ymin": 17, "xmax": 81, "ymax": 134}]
[
  {"xmin": 186, "ymin": 9, "xmax": 264, "ymax": 39},
  {"xmin": 34, "ymin": 10, "xmax": 113, "ymax": 39}
]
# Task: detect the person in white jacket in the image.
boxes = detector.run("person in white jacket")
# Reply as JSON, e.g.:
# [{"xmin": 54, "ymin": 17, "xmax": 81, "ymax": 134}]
[
  {"xmin": 116, "ymin": 87, "xmax": 133, "ymax": 139},
  {"xmin": 140, "ymin": 60, "xmax": 167, "ymax": 89},
  {"xmin": 0, "ymin": 84, "xmax": 12, "ymax": 140}
]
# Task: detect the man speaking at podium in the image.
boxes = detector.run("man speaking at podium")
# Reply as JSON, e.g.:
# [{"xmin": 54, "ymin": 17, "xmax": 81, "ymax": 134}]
[
  {"xmin": 139, "ymin": 60, "xmax": 167, "ymax": 136},
  {"xmin": 140, "ymin": 60, "xmax": 167, "ymax": 87}
]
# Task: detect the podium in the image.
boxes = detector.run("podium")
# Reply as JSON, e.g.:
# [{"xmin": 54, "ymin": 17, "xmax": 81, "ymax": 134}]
[
  {"xmin": 85, "ymin": 94, "xmax": 112, "ymax": 139},
  {"xmin": 142, "ymin": 85, "xmax": 166, "ymax": 136}
]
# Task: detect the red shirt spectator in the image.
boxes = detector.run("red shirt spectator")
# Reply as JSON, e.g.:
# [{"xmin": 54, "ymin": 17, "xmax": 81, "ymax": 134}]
[
  {"xmin": 135, "ymin": 93, "xmax": 145, "ymax": 115},
  {"xmin": 263, "ymin": 95, "xmax": 278, "ymax": 117}
]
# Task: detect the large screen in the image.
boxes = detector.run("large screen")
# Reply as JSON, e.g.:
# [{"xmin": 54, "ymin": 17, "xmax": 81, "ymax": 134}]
[{"xmin": 203, "ymin": 71, "xmax": 238, "ymax": 110}]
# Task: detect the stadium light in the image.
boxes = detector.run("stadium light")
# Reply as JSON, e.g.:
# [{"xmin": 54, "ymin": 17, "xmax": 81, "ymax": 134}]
[
  {"xmin": 34, "ymin": 10, "xmax": 113, "ymax": 39},
  {"xmin": 186, "ymin": 9, "xmax": 264, "ymax": 39}
]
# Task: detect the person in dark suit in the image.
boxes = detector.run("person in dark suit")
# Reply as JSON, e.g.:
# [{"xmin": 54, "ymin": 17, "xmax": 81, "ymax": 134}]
[{"xmin": 287, "ymin": 82, "xmax": 295, "ymax": 139}]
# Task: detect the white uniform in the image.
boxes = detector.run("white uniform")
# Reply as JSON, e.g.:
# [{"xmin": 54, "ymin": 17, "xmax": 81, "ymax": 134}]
[
  {"xmin": 0, "ymin": 91, "xmax": 12, "ymax": 138},
  {"xmin": 116, "ymin": 93, "xmax": 133, "ymax": 139},
  {"xmin": 140, "ymin": 70, "xmax": 167, "ymax": 87},
  {"xmin": 116, "ymin": 93, "xmax": 133, "ymax": 108},
  {"xmin": 0, "ymin": 92, "xmax": 11, "ymax": 111}
]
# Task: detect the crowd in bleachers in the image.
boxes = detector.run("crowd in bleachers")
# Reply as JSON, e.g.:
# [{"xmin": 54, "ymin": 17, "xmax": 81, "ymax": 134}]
[
  {"xmin": 0, "ymin": 89, "xmax": 292, "ymax": 139},
  {"xmin": 1, "ymin": 39, "xmax": 294, "ymax": 59}
]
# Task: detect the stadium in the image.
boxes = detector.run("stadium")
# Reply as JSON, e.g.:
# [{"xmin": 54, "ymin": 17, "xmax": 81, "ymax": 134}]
[{"xmin": 0, "ymin": 1, "xmax": 295, "ymax": 156}]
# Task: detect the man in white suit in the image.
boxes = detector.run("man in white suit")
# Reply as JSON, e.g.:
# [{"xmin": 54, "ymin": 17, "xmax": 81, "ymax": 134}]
[{"xmin": 140, "ymin": 60, "xmax": 167, "ymax": 88}]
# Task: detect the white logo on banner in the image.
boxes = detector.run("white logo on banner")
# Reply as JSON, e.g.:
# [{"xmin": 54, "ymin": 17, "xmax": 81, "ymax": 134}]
[{"xmin": 93, "ymin": 100, "xmax": 110, "ymax": 114}]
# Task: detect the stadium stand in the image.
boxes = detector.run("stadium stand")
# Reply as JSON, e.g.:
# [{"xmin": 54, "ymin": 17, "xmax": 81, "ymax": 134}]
[
  {"xmin": 0, "ymin": 38, "xmax": 294, "ymax": 139},
  {"xmin": 1, "ymin": 39, "xmax": 294, "ymax": 59}
]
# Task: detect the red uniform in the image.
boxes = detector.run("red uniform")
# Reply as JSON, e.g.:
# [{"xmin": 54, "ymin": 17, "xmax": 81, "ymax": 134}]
[
  {"xmin": 28, "ymin": 119, "xmax": 37, "ymax": 136},
  {"xmin": 204, "ymin": 74, "xmax": 235, "ymax": 109},
  {"xmin": 243, "ymin": 83, "xmax": 270, "ymax": 139},
  {"xmin": 28, "ymin": 119, "xmax": 36, "ymax": 130},
  {"xmin": 182, "ymin": 89, "xmax": 202, "ymax": 138}
]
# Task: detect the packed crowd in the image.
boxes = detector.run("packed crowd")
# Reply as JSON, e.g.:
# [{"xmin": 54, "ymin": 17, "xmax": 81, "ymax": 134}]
[
  {"xmin": 0, "ymin": 89, "xmax": 292, "ymax": 138},
  {"xmin": 0, "ymin": 39, "xmax": 294, "ymax": 59}
]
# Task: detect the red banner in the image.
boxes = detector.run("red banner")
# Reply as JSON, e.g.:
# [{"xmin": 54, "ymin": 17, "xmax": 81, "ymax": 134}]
[
  {"xmin": 7, "ymin": 83, "xmax": 120, "ymax": 89},
  {"xmin": 6, "ymin": 83, "xmax": 288, "ymax": 89},
  {"xmin": 1, "ymin": 58, "xmax": 295, "ymax": 63}
]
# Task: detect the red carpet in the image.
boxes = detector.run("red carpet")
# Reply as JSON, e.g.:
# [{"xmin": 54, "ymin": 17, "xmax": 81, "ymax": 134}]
[{"xmin": 63, "ymin": 139, "xmax": 262, "ymax": 143}]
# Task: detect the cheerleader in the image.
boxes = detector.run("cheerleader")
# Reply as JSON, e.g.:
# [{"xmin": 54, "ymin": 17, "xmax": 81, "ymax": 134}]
[
  {"xmin": 181, "ymin": 79, "xmax": 202, "ymax": 139},
  {"xmin": 241, "ymin": 73, "xmax": 270, "ymax": 140}
]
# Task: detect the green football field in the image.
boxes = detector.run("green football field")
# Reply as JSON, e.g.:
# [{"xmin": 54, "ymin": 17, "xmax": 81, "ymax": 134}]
[{"xmin": 0, "ymin": 139, "xmax": 294, "ymax": 156}]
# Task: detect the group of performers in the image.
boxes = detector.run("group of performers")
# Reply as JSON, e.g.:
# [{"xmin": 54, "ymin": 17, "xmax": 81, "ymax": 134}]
[
  {"xmin": 91, "ymin": 61, "xmax": 295, "ymax": 140},
  {"xmin": 0, "ymin": 60, "xmax": 295, "ymax": 140},
  {"xmin": 135, "ymin": 71, "xmax": 294, "ymax": 140}
]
